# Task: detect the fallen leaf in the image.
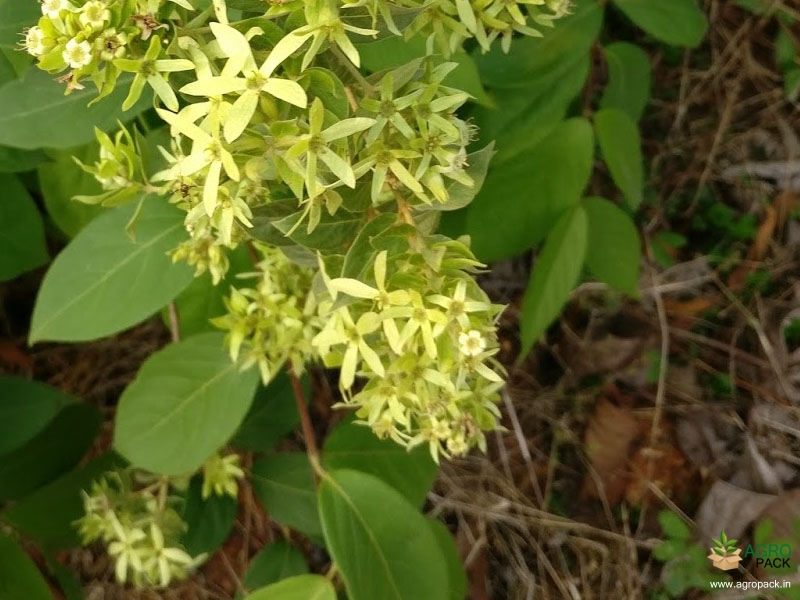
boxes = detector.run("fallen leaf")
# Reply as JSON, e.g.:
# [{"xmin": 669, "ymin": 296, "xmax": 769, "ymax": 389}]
[
  {"xmin": 625, "ymin": 425, "xmax": 694, "ymax": 507},
  {"xmin": 752, "ymin": 489, "xmax": 800, "ymax": 579},
  {"xmin": 676, "ymin": 412, "xmax": 740, "ymax": 479},
  {"xmin": 581, "ymin": 398, "xmax": 641, "ymax": 505},
  {"xmin": 662, "ymin": 297, "xmax": 718, "ymax": 318},
  {"xmin": 774, "ymin": 190, "xmax": 800, "ymax": 227},
  {"xmin": 694, "ymin": 480, "xmax": 776, "ymax": 544}
]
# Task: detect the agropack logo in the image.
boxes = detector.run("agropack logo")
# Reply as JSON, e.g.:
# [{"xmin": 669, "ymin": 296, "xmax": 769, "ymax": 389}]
[
  {"xmin": 708, "ymin": 530, "xmax": 793, "ymax": 571},
  {"xmin": 708, "ymin": 530, "xmax": 742, "ymax": 571}
]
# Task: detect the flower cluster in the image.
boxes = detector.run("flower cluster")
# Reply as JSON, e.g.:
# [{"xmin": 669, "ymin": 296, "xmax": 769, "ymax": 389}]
[
  {"xmin": 26, "ymin": 0, "xmax": 571, "ymax": 473},
  {"xmin": 201, "ymin": 453, "xmax": 245, "ymax": 499},
  {"xmin": 212, "ymin": 245, "xmax": 320, "ymax": 383},
  {"xmin": 76, "ymin": 471, "xmax": 202, "ymax": 587},
  {"xmin": 400, "ymin": 0, "xmax": 574, "ymax": 54},
  {"xmin": 314, "ymin": 241, "xmax": 505, "ymax": 460},
  {"xmin": 23, "ymin": 0, "xmax": 194, "ymax": 101}
]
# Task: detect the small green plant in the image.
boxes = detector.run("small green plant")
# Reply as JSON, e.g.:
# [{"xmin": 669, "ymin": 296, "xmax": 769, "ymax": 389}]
[{"xmin": 653, "ymin": 511, "xmax": 726, "ymax": 598}]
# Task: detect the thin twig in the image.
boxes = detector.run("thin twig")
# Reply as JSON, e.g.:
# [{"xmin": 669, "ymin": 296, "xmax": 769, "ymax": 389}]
[
  {"xmin": 501, "ymin": 388, "xmax": 544, "ymax": 507},
  {"xmin": 636, "ymin": 245, "xmax": 670, "ymax": 537}
]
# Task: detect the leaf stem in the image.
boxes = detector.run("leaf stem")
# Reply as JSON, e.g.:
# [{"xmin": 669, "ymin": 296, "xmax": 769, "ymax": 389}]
[{"xmin": 286, "ymin": 361, "xmax": 322, "ymax": 475}]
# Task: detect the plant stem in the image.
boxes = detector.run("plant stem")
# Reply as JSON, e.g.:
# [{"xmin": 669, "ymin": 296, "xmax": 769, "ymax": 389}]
[
  {"xmin": 286, "ymin": 361, "xmax": 321, "ymax": 474},
  {"xmin": 167, "ymin": 301, "xmax": 181, "ymax": 343}
]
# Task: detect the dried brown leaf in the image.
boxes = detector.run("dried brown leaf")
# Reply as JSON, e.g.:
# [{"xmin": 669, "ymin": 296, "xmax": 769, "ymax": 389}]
[{"xmin": 581, "ymin": 399, "xmax": 641, "ymax": 505}]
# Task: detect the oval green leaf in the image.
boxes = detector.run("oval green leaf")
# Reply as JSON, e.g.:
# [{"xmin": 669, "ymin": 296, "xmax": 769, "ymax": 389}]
[
  {"xmin": 520, "ymin": 205, "xmax": 588, "ymax": 355},
  {"xmin": 0, "ymin": 532, "xmax": 52, "ymax": 600},
  {"xmin": 0, "ymin": 173, "xmax": 48, "ymax": 281},
  {"xmin": 4, "ymin": 453, "xmax": 121, "ymax": 550},
  {"xmin": 181, "ymin": 476, "xmax": 238, "ymax": 556},
  {"xmin": 0, "ymin": 376, "xmax": 74, "ymax": 456},
  {"xmin": 466, "ymin": 118, "xmax": 594, "ymax": 263},
  {"xmin": 251, "ymin": 453, "xmax": 322, "ymax": 538},
  {"xmin": 318, "ymin": 469, "xmax": 449, "ymax": 600},
  {"xmin": 322, "ymin": 419, "xmax": 438, "ymax": 508},
  {"xmin": 600, "ymin": 42, "xmax": 651, "ymax": 122},
  {"xmin": 29, "ymin": 197, "xmax": 193, "ymax": 343},
  {"xmin": 583, "ymin": 197, "xmax": 641, "ymax": 296},
  {"xmin": 242, "ymin": 541, "xmax": 309, "ymax": 592},
  {"xmin": 233, "ymin": 371, "xmax": 308, "ymax": 452},
  {"xmin": 0, "ymin": 146, "xmax": 46, "ymax": 173},
  {"xmin": 113, "ymin": 332, "xmax": 260, "ymax": 475},
  {"xmin": 38, "ymin": 144, "xmax": 106, "ymax": 238},
  {"xmin": 594, "ymin": 108, "xmax": 644, "ymax": 210},
  {"xmin": 428, "ymin": 519, "xmax": 468, "ymax": 600},
  {"xmin": 0, "ymin": 68, "xmax": 151, "ymax": 150},
  {"xmin": 244, "ymin": 575, "xmax": 335, "ymax": 600},
  {"xmin": 0, "ymin": 0, "xmax": 40, "ymax": 49},
  {"xmin": 612, "ymin": 0, "xmax": 708, "ymax": 48},
  {"xmin": 0, "ymin": 402, "xmax": 101, "ymax": 502}
]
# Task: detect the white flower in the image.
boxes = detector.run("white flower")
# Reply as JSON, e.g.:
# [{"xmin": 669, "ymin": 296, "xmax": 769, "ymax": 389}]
[
  {"xmin": 24, "ymin": 26, "xmax": 47, "ymax": 56},
  {"xmin": 62, "ymin": 38, "xmax": 93, "ymax": 69},
  {"xmin": 79, "ymin": 0, "xmax": 110, "ymax": 30},
  {"xmin": 458, "ymin": 329, "xmax": 486, "ymax": 357},
  {"xmin": 41, "ymin": 0, "xmax": 72, "ymax": 18}
]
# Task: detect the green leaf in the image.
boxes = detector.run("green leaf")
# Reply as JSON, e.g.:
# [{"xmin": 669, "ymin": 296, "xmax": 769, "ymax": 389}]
[
  {"xmin": 0, "ymin": 146, "xmax": 47, "ymax": 173},
  {"xmin": 113, "ymin": 332, "xmax": 259, "ymax": 475},
  {"xmin": 341, "ymin": 212, "xmax": 398, "ymax": 279},
  {"xmin": 0, "ymin": 173, "xmax": 48, "ymax": 280},
  {"xmin": 38, "ymin": 144, "xmax": 106, "ymax": 238},
  {"xmin": 600, "ymin": 42, "xmax": 651, "ymax": 122},
  {"xmin": 29, "ymin": 197, "xmax": 193, "ymax": 343},
  {"xmin": 322, "ymin": 419, "xmax": 438, "ymax": 508},
  {"xmin": 583, "ymin": 197, "xmax": 640, "ymax": 295},
  {"xmin": 0, "ymin": 376, "xmax": 74, "ymax": 456},
  {"xmin": 612, "ymin": 0, "xmax": 708, "ymax": 48},
  {"xmin": 0, "ymin": 402, "xmax": 101, "ymax": 502},
  {"xmin": 181, "ymin": 476, "xmax": 238, "ymax": 556},
  {"xmin": 0, "ymin": 46, "xmax": 32, "ymax": 81},
  {"xmin": 652, "ymin": 539, "xmax": 686, "ymax": 561},
  {"xmin": 520, "ymin": 206, "xmax": 588, "ymax": 355},
  {"xmin": 0, "ymin": 68, "xmax": 151, "ymax": 150},
  {"xmin": 243, "ymin": 575, "xmax": 336, "ymax": 600},
  {"xmin": 250, "ymin": 200, "xmax": 364, "ymax": 252},
  {"xmin": 470, "ymin": 0, "xmax": 602, "ymax": 165},
  {"xmin": 0, "ymin": 532, "xmax": 52, "ymax": 600},
  {"xmin": 4, "ymin": 453, "xmax": 121, "ymax": 550},
  {"xmin": 167, "ymin": 271, "xmax": 226, "ymax": 336},
  {"xmin": 318, "ymin": 469, "xmax": 449, "ymax": 600},
  {"xmin": 47, "ymin": 557, "xmax": 84, "ymax": 600},
  {"xmin": 300, "ymin": 68, "xmax": 351, "ymax": 119},
  {"xmin": 594, "ymin": 108, "xmax": 644, "ymax": 209},
  {"xmin": 0, "ymin": 0, "xmax": 39, "ymax": 49},
  {"xmin": 233, "ymin": 371, "xmax": 309, "ymax": 452},
  {"xmin": 251, "ymin": 453, "xmax": 322, "ymax": 538},
  {"xmin": 657, "ymin": 511, "xmax": 692, "ymax": 541},
  {"xmin": 428, "ymin": 520, "xmax": 467, "ymax": 600},
  {"xmin": 242, "ymin": 541, "xmax": 309, "ymax": 593},
  {"xmin": 466, "ymin": 118, "xmax": 594, "ymax": 263}
]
